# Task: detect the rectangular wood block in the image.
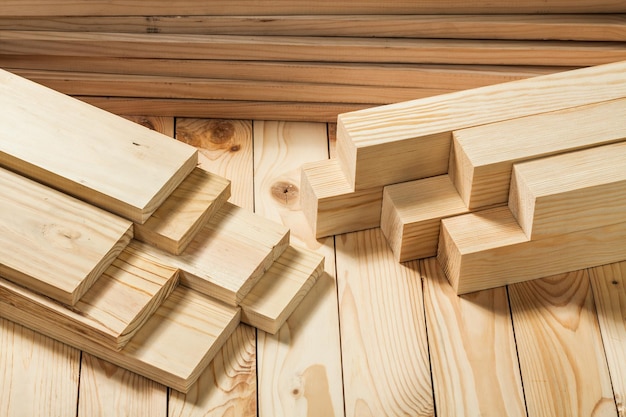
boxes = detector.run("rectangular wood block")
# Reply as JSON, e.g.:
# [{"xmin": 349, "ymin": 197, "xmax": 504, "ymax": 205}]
[
  {"xmin": 337, "ymin": 60, "xmax": 626, "ymax": 190},
  {"xmin": 0, "ymin": 68, "xmax": 197, "ymax": 223},
  {"xmin": 134, "ymin": 167, "xmax": 231, "ymax": 255},
  {"xmin": 0, "ymin": 243, "xmax": 179, "ymax": 351},
  {"xmin": 0, "ymin": 167, "xmax": 133, "ymax": 305},
  {"xmin": 451, "ymin": 97, "xmax": 626, "ymax": 209},
  {"xmin": 381, "ymin": 175, "xmax": 469, "ymax": 262},
  {"xmin": 438, "ymin": 206, "xmax": 626, "ymax": 294},
  {"xmin": 509, "ymin": 141, "xmax": 626, "ymax": 240}
]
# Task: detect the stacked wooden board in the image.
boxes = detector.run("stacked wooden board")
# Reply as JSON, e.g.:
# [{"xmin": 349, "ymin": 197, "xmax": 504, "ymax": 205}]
[
  {"xmin": 301, "ymin": 60, "xmax": 626, "ymax": 294},
  {"xmin": 0, "ymin": 69, "xmax": 325, "ymax": 392},
  {"xmin": 1, "ymin": 1, "xmax": 626, "ymax": 121}
]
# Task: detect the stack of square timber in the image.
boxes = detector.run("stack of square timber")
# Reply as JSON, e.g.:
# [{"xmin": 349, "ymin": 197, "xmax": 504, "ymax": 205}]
[
  {"xmin": 0, "ymin": 1, "xmax": 625, "ymax": 122},
  {"xmin": 0, "ymin": 68, "xmax": 324, "ymax": 392},
  {"xmin": 301, "ymin": 59, "xmax": 626, "ymax": 294}
]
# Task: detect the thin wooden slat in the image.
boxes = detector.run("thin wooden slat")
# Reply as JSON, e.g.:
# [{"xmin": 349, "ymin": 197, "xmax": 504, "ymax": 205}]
[
  {"xmin": 0, "ymin": 68, "xmax": 198, "ymax": 223},
  {"xmin": 134, "ymin": 167, "xmax": 231, "ymax": 255},
  {"xmin": 0, "ymin": 15, "xmax": 624, "ymax": 41},
  {"xmin": 509, "ymin": 270, "xmax": 617, "ymax": 417},
  {"xmin": 337, "ymin": 60, "xmax": 626, "ymax": 191},
  {"xmin": 421, "ymin": 258, "xmax": 525, "ymax": 417},
  {"xmin": 450, "ymin": 97, "xmax": 626, "ymax": 209},
  {"xmin": 0, "ymin": 166, "xmax": 133, "ymax": 306},
  {"xmin": 509, "ymin": 142, "xmax": 626, "ymax": 240},
  {"xmin": 588, "ymin": 261, "xmax": 626, "ymax": 417},
  {"xmin": 438, "ymin": 206, "xmax": 626, "ymax": 294},
  {"xmin": 1, "ymin": 31, "xmax": 625, "ymax": 66},
  {"xmin": 0, "ymin": 286, "xmax": 241, "ymax": 393},
  {"xmin": 381, "ymin": 175, "xmax": 469, "ymax": 262}
]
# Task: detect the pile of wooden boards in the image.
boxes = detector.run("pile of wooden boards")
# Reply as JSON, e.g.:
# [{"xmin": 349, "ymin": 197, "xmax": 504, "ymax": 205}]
[
  {"xmin": 0, "ymin": 68, "xmax": 325, "ymax": 392},
  {"xmin": 0, "ymin": 1, "xmax": 625, "ymax": 121},
  {"xmin": 301, "ymin": 60, "xmax": 626, "ymax": 294}
]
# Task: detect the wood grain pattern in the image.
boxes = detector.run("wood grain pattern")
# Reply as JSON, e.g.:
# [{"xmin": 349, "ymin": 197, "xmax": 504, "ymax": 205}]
[
  {"xmin": 588, "ymin": 262, "xmax": 626, "ymax": 417},
  {"xmin": 509, "ymin": 270, "xmax": 617, "ymax": 417},
  {"xmin": 421, "ymin": 258, "xmax": 525, "ymax": 417},
  {"xmin": 336, "ymin": 229, "xmax": 434, "ymax": 416},
  {"xmin": 337, "ymin": 60, "xmax": 626, "ymax": 190},
  {"xmin": 0, "ymin": 318, "xmax": 80, "ymax": 417},
  {"xmin": 0, "ymin": 68, "xmax": 198, "ymax": 223},
  {"xmin": 0, "ymin": 166, "xmax": 133, "ymax": 306},
  {"xmin": 451, "ymin": 97, "xmax": 626, "ymax": 209}
]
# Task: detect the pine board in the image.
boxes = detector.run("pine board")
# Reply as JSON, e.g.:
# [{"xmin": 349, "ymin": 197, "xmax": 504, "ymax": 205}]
[
  {"xmin": 337, "ymin": 60, "xmax": 626, "ymax": 190},
  {"xmin": 421, "ymin": 258, "xmax": 525, "ymax": 417},
  {"xmin": 0, "ymin": 166, "xmax": 133, "ymax": 306},
  {"xmin": 134, "ymin": 166, "xmax": 231, "ymax": 255},
  {"xmin": 509, "ymin": 270, "xmax": 617, "ymax": 417},
  {"xmin": 509, "ymin": 141, "xmax": 626, "ymax": 240},
  {"xmin": 451, "ymin": 97, "xmax": 626, "ymax": 209},
  {"xmin": 0, "ymin": 68, "xmax": 198, "ymax": 223}
]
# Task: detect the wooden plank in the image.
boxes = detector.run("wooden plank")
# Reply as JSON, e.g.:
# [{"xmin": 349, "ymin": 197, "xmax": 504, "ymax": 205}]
[
  {"xmin": 0, "ymin": 243, "xmax": 179, "ymax": 351},
  {"xmin": 451, "ymin": 97, "xmax": 626, "ymax": 209},
  {"xmin": 337, "ymin": 60, "xmax": 626, "ymax": 190},
  {"xmin": 1, "ymin": 1, "xmax": 624, "ymax": 15},
  {"xmin": 0, "ymin": 15, "xmax": 624, "ymax": 41},
  {"xmin": 421, "ymin": 258, "xmax": 525, "ymax": 416},
  {"xmin": 589, "ymin": 261, "xmax": 626, "ymax": 417},
  {"xmin": 438, "ymin": 206, "xmax": 626, "ymax": 294},
  {"xmin": 0, "ymin": 318, "xmax": 80, "ymax": 417},
  {"xmin": 381, "ymin": 175, "xmax": 469, "ymax": 262},
  {"xmin": 2, "ymin": 31, "xmax": 625, "ymax": 67},
  {"xmin": 134, "ymin": 167, "xmax": 231, "ymax": 255},
  {"xmin": 0, "ymin": 166, "xmax": 133, "ymax": 306},
  {"xmin": 0, "ymin": 68, "xmax": 197, "ymax": 223},
  {"xmin": 122, "ymin": 115, "xmax": 174, "ymax": 137},
  {"xmin": 509, "ymin": 141, "xmax": 626, "ymax": 240},
  {"xmin": 251, "ymin": 121, "xmax": 344, "ymax": 417},
  {"xmin": 508, "ymin": 270, "xmax": 617, "ymax": 417},
  {"xmin": 300, "ymin": 158, "xmax": 382, "ymax": 237},
  {"xmin": 336, "ymin": 229, "xmax": 434, "ymax": 416},
  {"xmin": 0, "ymin": 286, "xmax": 241, "ymax": 392}
]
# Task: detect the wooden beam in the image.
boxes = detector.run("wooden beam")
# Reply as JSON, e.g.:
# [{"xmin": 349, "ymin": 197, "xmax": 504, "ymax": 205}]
[
  {"xmin": 509, "ymin": 142, "xmax": 626, "ymax": 240},
  {"xmin": 0, "ymin": 166, "xmax": 133, "ymax": 306},
  {"xmin": 0, "ymin": 68, "xmax": 198, "ymax": 223},
  {"xmin": 450, "ymin": 97, "xmax": 626, "ymax": 209},
  {"xmin": 134, "ymin": 167, "xmax": 231, "ymax": 255},
  {"xmin": 337, "ymin": 60, "xmax": 626, "ymax": 190},
  {"xmin": 438, "ymin": 206, "xmax": 626, "ymax": 294},
  {"xmin": 381, "ymin": 175, "xmax": 469, "ymax": 262}
]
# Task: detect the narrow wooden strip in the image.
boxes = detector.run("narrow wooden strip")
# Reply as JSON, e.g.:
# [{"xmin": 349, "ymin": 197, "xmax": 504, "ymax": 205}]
[
  {"xmin": 381, "ymin": 175, "xmax": 469, "ymax": 262},
  {"xmin": 589, "ymin": 261, "xmax": 626, "ymax": 417},
  {"xmin": 134, "ymin": 167, "xmax": 231, "ymax": 255},
  {"xmin": 451, "ymin": 97, "xmax": 626, "ymax": 209},
  {"xmin": 421, "ymin": 258, "xmax": 525, "ymax": 416},
  {"xmin": 509, "ymin": 141, "xmax": 626, "ymax": 240},
  {"xmin": 0, "ymin": 166, "xmax": 133, "ymax": 306},
  {"xmin": 0, "ymin": 318, "xmax": 80, "ymax": 417},
  {"xmin": 337, "ymin": 60, "xmax": 626, "ymax": 190},
  {"xmin": 0, "ymin": 68, "xmax": 197, "ymax": 223},
  {"xmin": 438, "ymin": 206, "xmax": 626, "ymax": 294},
  {"xmin": 1, "ymin": 31, "xmax": 624, "ymax": 67},
  {"xmin": 0, "ymin": 286, "xmax": 241, "ymax": 392},
  {"xmin": 509, "ymin": 270, "xmax": 617, "ymax": 416},
  {"xmin": 0, "ymin": 15, "xmax": 624, "ymax": 41},
  {"xmin": 336, "ymin": 229, "xmax": 434, "ymax": 416}
]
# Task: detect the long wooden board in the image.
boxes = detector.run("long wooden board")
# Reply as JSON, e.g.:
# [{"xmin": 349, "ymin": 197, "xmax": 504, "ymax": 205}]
[
  {"xmin": 509, "ymin": 141, "xmax": 626, "ymax": 240},
  {"xmin": 0, "ymin": 166, "xmax": 133, "ymax": 306},
  {"xmin": 337, "ymin": 60, "xmax": 626, "ymax": 190},
  {"xmin": 0, "ymin": 68, "xmax": 197, "ymax": 223},
  {"xmin": 438, "ymin": 206, "xmax": 626, "ymax": 294},
  {"xmin": 451, "ymin": 97, "xmax": 626, "ymax": 209}
]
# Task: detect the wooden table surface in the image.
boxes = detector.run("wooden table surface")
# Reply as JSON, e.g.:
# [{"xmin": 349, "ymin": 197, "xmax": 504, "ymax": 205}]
[{"xmin": 1, "ymin": 116, "xmax": 625, "ymax": 417}]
